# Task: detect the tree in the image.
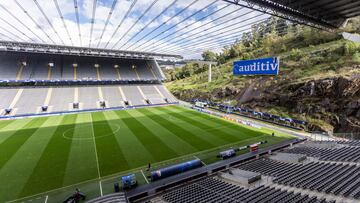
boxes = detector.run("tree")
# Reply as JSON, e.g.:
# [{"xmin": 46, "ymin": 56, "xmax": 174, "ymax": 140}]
[{"xmin": 201, "ymin": 50, "xmax": 217, "ymax": 61}]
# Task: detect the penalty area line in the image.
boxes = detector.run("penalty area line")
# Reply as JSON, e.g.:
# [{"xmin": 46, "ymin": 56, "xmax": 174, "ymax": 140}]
[{"xmin": 140, "ymin": 170, "xmax": 149, "ymax": 184}]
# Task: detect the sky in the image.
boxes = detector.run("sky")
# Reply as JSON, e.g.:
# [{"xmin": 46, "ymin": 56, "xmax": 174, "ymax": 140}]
[{"xmin": 0, "ymin": 0, "xmax": 269, "ymax": 59}]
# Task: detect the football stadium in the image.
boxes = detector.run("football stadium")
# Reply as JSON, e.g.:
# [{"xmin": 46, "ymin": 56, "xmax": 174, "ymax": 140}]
[{"xmin": 0, "ymin": 0, "xmax": 359, "ymax": 203}]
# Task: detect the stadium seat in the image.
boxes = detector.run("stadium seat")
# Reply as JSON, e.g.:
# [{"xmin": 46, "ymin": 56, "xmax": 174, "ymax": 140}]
[{"xmin": 0, "ymin": 53, "xmax": 177, "ymax": 116}]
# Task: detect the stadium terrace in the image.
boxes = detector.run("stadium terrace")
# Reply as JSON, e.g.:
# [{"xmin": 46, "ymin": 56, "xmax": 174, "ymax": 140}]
[{"xmin": 0, "ymin": 0, "xmax": 359, "ymax": 203}]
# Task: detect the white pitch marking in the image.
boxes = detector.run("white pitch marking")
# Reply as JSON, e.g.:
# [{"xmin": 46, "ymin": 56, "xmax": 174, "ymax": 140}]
[
  {"xmin": 140, "ymin": 170, "xmax": 149, "ymax": 184},
  {"xmin": 44, "ymin": 195, "xmax": 48, "ymax": 203},
  {"xmin": 194, "ymin": 155, "xmax": 206, "ymax": 166},
  {"xmin": 99, "ymin": 181, "xmax": 103, "ymax": 196},
  {"xmin": 62, "ymin": 123, "xmax": 121, "ymax": 140},
  {"xmin": 89, "ymin": 114, "xmax": 101, "ymax": 179}
]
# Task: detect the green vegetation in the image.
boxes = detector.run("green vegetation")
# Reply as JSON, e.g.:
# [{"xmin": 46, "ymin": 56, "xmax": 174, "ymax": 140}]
[
  {"xmin": 164, "ymin": 17, "xmax": 360, "ymax": 132},
  {"xmin": 0, "ymin": 105, "xmax": 293, "ymax": 202}
]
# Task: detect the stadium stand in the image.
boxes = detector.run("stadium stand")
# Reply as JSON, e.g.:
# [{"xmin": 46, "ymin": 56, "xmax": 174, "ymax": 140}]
[
  {"xmin": 336, "ymin": 140, "xmax": 360, "ymax": 146},
  {"xmin": 0, "ymin": 89, "xmax": 18, "ymax": 111},
  {"xmin": 193, "ymin": 99, "xmax": 307, "ymax": 130},
  {"xmin": 0, "ymin": 85, "xmax": 175, "ymax": 116},
  {"xmin": 0, "ymin": 52, "xmax": 165, "ymax": 81},
  {"xmin": 76, "ymin": 59, "xmax": 97, "ymax": 80},
  {"xmin": 49, "ymin": 87, "xmax": 74, "ymax": 112},
  {"xmin": 157, "ymin": 85, "xmax": 178, "ymax": 103},
  {"xmin": 78, "ymin": 86, "xmax": 99, "ymax": 109},
  {"xmin": 0, "ymin": 52, "xmax": 176, "ymax": 116},
  {"xmin": 118, "ymin": 62, "xmax": 138, "ymax": 80},
  {"xmin": 87, "ymin": 192, "xmax": 127, "ymax": 203},
  {"xmin": 101, "ymin": 86, "xmax": 126, "ymax": 108},
  {"xmin": 62, "ymin": 57, "xmax": 76, "ymax": 80},
  {"xmin": 235, "ymin": 144, "xmax": 360, "ymax": 199},
  {"xmin": 14, "ymin": 88, "xmax": 48, "ymax": 115},
  {"xmin": 122, "ymin": 86, "xmax": 147, "ymax": 106},
  {"xmin": 283, "ymin": 146, "xmax": 360, "ymax": 162},
  {"xmin": 140, "ymin": 85, "xmax": 165, "ymax": 104},
  {"xmin": 139, "ymin": 139, "xmax": 360, "ymax": 203},
  {"xmin": 237, "ymin": 158, "xmax": 300, "ymax": 177},
  {"xmin": 27, "ymin": 56, "xmax": 46, "ymax": 80},
  {"xmin": 0, "ymin": 54, "xmax": 18, "ymax": 80},
  {"xmin": 98, "ymin": 60, "xmax": 118, "ymax": 80},
  {"xmin": 158, "ymin": 177, "xmax": 333, "ymax": 203}
]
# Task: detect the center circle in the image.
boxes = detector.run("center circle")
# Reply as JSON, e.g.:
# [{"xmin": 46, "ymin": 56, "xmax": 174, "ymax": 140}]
[{"xmin": 62, "ymin": 123, "xmax": 121, "ymax": 140}]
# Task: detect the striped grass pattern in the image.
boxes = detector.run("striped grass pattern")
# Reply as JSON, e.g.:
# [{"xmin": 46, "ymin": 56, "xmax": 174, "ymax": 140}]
[{"xmin": 0, "ymin": 105, "xmax": 291, "ymax": 202}]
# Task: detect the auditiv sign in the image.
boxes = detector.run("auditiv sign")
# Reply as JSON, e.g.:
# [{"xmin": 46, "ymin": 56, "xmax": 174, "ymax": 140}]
[{"xmin": 233, "ymin": 57, "xmax": 280, "ymax": 75}]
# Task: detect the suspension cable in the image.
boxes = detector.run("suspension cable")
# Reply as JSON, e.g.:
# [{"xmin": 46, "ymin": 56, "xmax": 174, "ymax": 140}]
[
  {"xmin": 104, "ymin": 0, "xmax": 138, "ymax": 48},
  {"xmin": 166, "ymin": 27, "xmax": 257, "ymax": 53},
  {"xmin": 74, "ymin": 0, "xmax": 82, "ymax": 46},
  {"xmin": 146, "ymin": 10, "xmax": 258, "ymax": 52},
  {"xmin": 96, "ymin": 0, "xmax": 118, "ymax": 48},
  {"xmin": 179, "ymin": 30, "xmax": 289, "ymax": 58},
  {"xmin": 169, "ymin": 37, "xmax": 242, "ymax": 55},
  {"xmin": 0, "ymin": 34, "xmax": 10, "ymax": 41},
  {"xmin": 13, "ymin": 0, "xmax": 56, "ymax": 44},
  {"xmin": 111, "ymin": 0, "xmax": 159, "ymax": 49},
  {"xmin": 126, "ymin": 0, "xmax": 200, "ymax": 51},
  {"xmin": 142, "ymin": 7, "xmax": 244, "ymax": 52},
  {"xmin": 53, "ymin": 0, "xmax": 73, "ymax": 45},
  {"xmin": 0, "ymin": 16, "xmax": 34, "ymax": 42},
  {"xmin": 148, "ymin": 11, "xmax": 263, "ymax": 52},
  {"xmin": 89, "ymin": 0, "xmax": 97, "ymax": 47},
  {"xmin": 163, "ymin": 17, "xmax": 268, "ymax": 53},
  {"xmin": 175, "ymin": 40, "xmax": 241, "ymax": 56},
  {"xmin": 169, "ymin": 23, "xmax": 290, "ymax": 55},
  {"xmin": 168, "ymin": 25, "xmax": 289, "ymax": 55},
  {"xmin": 172, "ymin": 26, "xmax": 290, "ymax": 56},
  {"xmin": 140, "ymin": 2, "xmax": 232, "ymax": 52},
  {"xmin": 128, "ymin": 0, "xmax": 218, "ymax": 51},
  {"xmin": 179, "ymin": 41, "xmax": 237, "ymax": 57},
  {"xmin": 0, "ymin": 4, "xmax": 45, "ymax": 43},
  {"xmin": 119, "ymin": 0, "xmax": 178, "ymax": 50},
  {"xmin": 0, "ymin": 26, "xmax": 20, "ymax": 41},
  {"xmin": 33, "ymin": 0, "xmax": 65, "ymax": 45},
  {"xmin": 0, "ymin": 25, "xmax": 24, "ymax": 41}
]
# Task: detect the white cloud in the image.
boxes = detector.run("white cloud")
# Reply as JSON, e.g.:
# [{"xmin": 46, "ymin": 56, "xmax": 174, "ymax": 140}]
[{"xmin": 0, "ymin": 0, "xmax": 270, "ymax": 59}]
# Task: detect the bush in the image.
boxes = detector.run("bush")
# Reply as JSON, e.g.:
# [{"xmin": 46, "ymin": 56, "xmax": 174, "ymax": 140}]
[
  {"xmin": 289, "ymin": 48, "xmax": 303, "ymax": 60},
  {"xmin": 299, "ymin": 55, "xmax": 311, "ymax": 67},
  {"xmin": 309, "ymin": 56, "xmax": 327, "ymax": 65},
  {"xmin": 352, "ymin": 51, "xmax": 360, "ymax": 63},
  {"xmin": 344, "ymin": 41, "xmax": 360, "ymax": 55}
]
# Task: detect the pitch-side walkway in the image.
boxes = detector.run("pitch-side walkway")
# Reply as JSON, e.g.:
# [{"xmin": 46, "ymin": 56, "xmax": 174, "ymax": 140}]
[{"xmin": 192, "ymin": 106, "xmax": 331, "ymax": 141}]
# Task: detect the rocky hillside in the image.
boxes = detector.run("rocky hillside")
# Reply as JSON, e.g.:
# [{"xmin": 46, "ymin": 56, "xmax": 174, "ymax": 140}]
[{"xmin": 165, "ymin": 18, "xmax": 360, "ymax": 133}]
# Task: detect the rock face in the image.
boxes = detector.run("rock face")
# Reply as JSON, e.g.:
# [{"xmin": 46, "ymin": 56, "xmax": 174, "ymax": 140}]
[
  {"xmin": 280, "ymin": 77, "xmax": 360, "ymax": 133},
  {"xmin": 171, "ymin": 76, "xmax": 360, "ymax": 133}
]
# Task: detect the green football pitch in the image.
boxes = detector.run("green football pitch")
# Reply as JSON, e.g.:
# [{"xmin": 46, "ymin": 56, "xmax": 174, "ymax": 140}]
[{"xmin": 0, "ymin": 105, "xmax": 294, "ymax": 202}]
